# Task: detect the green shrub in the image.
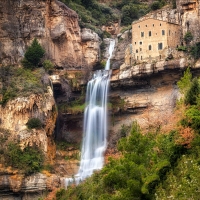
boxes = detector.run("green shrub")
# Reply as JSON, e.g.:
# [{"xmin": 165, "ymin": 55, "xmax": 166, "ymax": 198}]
[
  {"xmin": 150, "ymin": 1, "xmax": 161, "ymax": 10},
  {"xmin": 177, "ymin": 45, "xmax": 187, "ymax": 51},
  {"xmin": 43, "ymin": 60, "xmax": 54, "ymax": 74},
  {"xmin": 190, "ymin": 42, "xmax": 200, "ymax": 59},
  {"xmin": 184, "ymin": 31, "xmax": 193, "ymax": 44},
  {"xmin": 185, "ymin": 78, "xmax": 200, "ymax": 105},
  {"xmin": 4, "ymin": 142, "xmax": 44, "ymax": 174},
  {"xmin": 22, "ymin": 38, "xmax": 45, "ymax": 69},
  {"xmin": 121, "ymin": 4, "xmax": 139, "ymax": 25},
  {"xmin": 177, "ymin": 67, "xmax": 192, "ymax": 95},
  {"xmin": 26, "ymin": 118, "xmax": 43, "ymax": 129}
]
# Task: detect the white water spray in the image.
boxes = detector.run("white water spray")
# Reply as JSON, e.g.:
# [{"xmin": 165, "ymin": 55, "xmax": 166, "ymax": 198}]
[{"xmin": 65, "ymin": 39, "xmax": 115, "ymax": 186}]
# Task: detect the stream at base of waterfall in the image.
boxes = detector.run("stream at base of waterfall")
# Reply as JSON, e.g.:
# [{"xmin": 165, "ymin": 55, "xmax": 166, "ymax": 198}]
[{"xmin": 65, "ymin": 39, "xmax": 115, "ymax": 187}]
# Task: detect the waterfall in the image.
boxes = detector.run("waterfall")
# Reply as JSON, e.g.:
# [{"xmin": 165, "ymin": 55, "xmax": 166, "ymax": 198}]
[{"xmin": 65, "ymin": 39, "xmax": 115, "ymax": 186}]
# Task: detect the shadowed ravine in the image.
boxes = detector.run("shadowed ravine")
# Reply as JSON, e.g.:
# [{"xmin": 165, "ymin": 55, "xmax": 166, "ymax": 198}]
[{"xmin": 65, "ymin": 39, "xmax": 115, "ymax": 186}]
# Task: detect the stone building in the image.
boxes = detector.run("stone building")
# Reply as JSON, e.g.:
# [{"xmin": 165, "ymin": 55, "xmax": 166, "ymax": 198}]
[{"xmin": 131, "ymin": 18, "xmax": 181, "ymax": 63}]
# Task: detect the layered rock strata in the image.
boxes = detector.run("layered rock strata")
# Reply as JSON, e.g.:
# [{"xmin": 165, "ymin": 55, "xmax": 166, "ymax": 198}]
[{"xmin": 0, "ymin": 0, "xmax": 100, "ymax": 69}]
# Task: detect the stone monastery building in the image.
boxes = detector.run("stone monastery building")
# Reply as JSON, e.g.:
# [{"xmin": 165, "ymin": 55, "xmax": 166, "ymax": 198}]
[{"xmin": 132, "ymin": 18, "xmax": 181, "ymax": 63}]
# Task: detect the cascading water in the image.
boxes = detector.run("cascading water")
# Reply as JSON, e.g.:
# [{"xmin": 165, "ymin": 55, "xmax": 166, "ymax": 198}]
[{"xmin": 65, "ymin": 39, "xmax": 115, "ymax": 186}]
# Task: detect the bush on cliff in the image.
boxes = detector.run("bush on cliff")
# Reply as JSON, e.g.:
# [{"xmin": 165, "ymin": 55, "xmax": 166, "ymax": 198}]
[
  {"xmin": 0, "ymin": 66, "xmax": 45, "ymax": 106},
  {"xmin": 22, "ymin": 38, "xmax": 45, "ymax": 69},
  {"xmin": 4, "ymin": 143, "xmax": 44, "ymax": 174},
  {"xmin": 26, "ymin": 118, "xmax": 43, "ymax": 129}
]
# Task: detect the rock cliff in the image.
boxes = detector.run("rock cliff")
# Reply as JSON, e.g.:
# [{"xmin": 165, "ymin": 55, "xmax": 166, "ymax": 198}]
[
  {"xmin": 0, "ymin": 86, "xmax": 57, "ymax": 162},
  {"xmin": 0, "ymin": 0, "xmax": 100, "ymax": 68}
]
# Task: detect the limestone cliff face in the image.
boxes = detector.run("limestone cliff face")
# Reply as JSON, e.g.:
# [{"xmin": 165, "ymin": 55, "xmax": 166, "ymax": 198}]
[
  {"xmin": 0, "ymin": 86, "xmax": 57, "ymax": 162},
  {"xmin": 0, "ymin": 0, "xmax": 100, "ymax": 68},
  {"xmin": 177, "ymin": 0, "xmax": 200, "ymax": 45}
]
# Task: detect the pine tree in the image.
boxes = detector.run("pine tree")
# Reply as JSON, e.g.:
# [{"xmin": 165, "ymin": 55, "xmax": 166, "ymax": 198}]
[{"xmin": 22, "ymin": 38, "xmax": 45, "ymax": 69}]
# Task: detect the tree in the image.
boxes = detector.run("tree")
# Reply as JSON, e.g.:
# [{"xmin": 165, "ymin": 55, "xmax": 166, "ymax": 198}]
[
  {"xmin": 177, "ymin": 68, "xmax": 192, "ymax": 95},
  {"xmin": 185, "ymin": 78, "xmax": 200, "ymax": 105},
  {"xmin": 22, "ymin": 38, "xmax": 45, "ymax": 69}
]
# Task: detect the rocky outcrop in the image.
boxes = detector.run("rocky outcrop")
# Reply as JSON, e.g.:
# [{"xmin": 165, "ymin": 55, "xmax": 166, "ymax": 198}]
[
  {"xmin": 0, "ymin": 0, "xmax": 100, "ymax": 68},
  {"xmin": 0, "ymin": 86, "xmax": 57, "ymax": 162},
  {"xmin": 0, "ymin": 173, "xmax": 60, "ymax": 200}
]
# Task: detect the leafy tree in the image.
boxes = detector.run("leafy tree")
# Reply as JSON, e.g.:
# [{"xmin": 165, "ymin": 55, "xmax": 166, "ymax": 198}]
[{"xmin": 22, "ymin": 38, "xmax": 45, "ymax": 69}]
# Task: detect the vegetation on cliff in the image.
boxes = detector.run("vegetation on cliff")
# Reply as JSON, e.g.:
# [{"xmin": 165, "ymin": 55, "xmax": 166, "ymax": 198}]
[
  {"xmin": 60, "ymin": 0, "xmax": 166, "ymax": 37},
  {"xmin": 21, "ymin": 38, "xmax": 45, "ymax": 69},
  {"xmin": 0, "ymin": 129, "xmax": 44, "ymax": 174},
  {"xmin": 55, "ymin": 68, "xmax": 200, "ymax": 199},
  {"xmin": 0, "ymin": 67, "xmax": 47, "ymax": 106}
]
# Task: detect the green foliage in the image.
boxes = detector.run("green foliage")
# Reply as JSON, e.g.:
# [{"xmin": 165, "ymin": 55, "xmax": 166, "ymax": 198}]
[
  {"xmin": 43, "ymin": 60, "xmax": 54, "ymax": 74},
  {"xmin": 4, "ymin": 142, "xmax": 44, "ymax": 174},
  {"xmin": 22, "ymin": 38, "xmax": 45, "ymax": 69},
  {"xmin": 190, "ymin": 42, "xmax": 200, "ymax": 59},
  {"xmin": 26, "ymin": 118, "xmax": 43, "ymax": 129},
  {"xmin": 121, "ymin": 4, "xmax": 139, "ymax": 25},
  {"xmin": 177, "ymin": 45, "xmax": 187, "ymax": 51},
  {"xmin": 181, "ymin": 106, "xmax": 200, "ymax": 133},
  {"xmin": 184, "ymin": 31, "xmax": 193, "ymax": 44},
  {"xmin": 185, "ymin": 78, "xmax": 200, "ymax": 105},
  {"xmin": 0, "ymin": 67, "xmax": 45, "ymax": 106},
  {"xmin": 56, "ymin": 188, "xmax": 67, "ymax": 200},
  {"xmin": 177, "ymin": 67, "xmax": 192, "ymax": 95},
  {"xmin": 150, "ymin": 0, "xmax": 165, "ymax": 10}
]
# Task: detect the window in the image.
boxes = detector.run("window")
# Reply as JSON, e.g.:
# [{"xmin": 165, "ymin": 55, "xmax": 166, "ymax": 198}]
[
  {"xmin": 136, "ymin": 49, "xmax": 138, "ymax": 53},
  {"xmin": 153, "ymin": 24, "xmax": 154, "ymax": 27},
  {"xmin": 169, "ymin": 30, "xmax": 171, "ymax": 36},
  {"xmin": 160, "ymin": 23, "xmax": 162, "ymax": 26},
  {"xmin": 146, "ymin": 25, "xmax": 147, "ymax": 27},
  {"xmin": 149, "ymin": 45, "xmax": 152, "ymax": 50},
  {"xmin": 141, "ymin": 32, "xmax": 144, "ymax": 37},
  {"xmin": 158, "ymin": 43, "xmax": 163, "ymax": 50},
  {"xmin": 149, "ymin": 31, "xmax": 151, "ymax": 36},
  {"xmin": 140, "ymin": 41, "xmax": 142, "ymax": 45},
  {"xmin": 162, "ymin": 30, "xmax": 165, "ymax": 35},
  {"xmin": 140, "ymin": 48, "xmax": 142, "ymax": 51},
  {"xmin": 138, "ymin": 25, "xmax": 140, "ymax": 28},
  {"xmin": 141, "ymin": 56, "xmax": 142, "ymax": 60},
  {"xmin": 135, "ymin": 42, "xmax": 136, "ymax": 44}
]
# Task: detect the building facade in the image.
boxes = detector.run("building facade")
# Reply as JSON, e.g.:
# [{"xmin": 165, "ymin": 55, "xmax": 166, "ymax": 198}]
[{"xmin": 132, "ymin": 18, "xmax": 181, "ymax": 63}]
